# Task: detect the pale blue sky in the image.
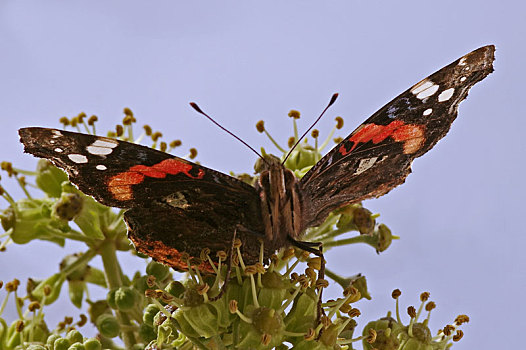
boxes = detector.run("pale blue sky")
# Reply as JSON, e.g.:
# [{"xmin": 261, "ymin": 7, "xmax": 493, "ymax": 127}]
[{"xmin": 0, "ymin": 1, "xmax": 524, "ymax": 348}]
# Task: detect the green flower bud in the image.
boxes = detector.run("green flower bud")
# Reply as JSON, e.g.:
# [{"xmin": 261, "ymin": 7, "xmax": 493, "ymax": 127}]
[
  {"xmin": 236, "ymin": 306, "xmax": 284, "ymax": 349},
  {"xmin": 165, "ymin": 280, "xmax": 185, "ymax": 298},
  {"xmin": 68, "ymin": 342, "xmax": 85, "ymax": 350},
  {"xmin": 83, "ymin": 338, "xmax": 102, "ymax": 350},
  {"xmin": 138, "ymin": 323, "xmax": 156, "ymax": 343},
  {"xmin": 52, "ymin": 193, "xmax": 83, "ymax": 221},
  {"xmin": 106, "ymin": 288, "xmax": 118, "ymax": 309},
  {"xmin": 35, "ymin": 159, "xmax": 68, "ymax": 198},
  {"xmin": 0, "ymin": 206, "xmax": 15, "ymax": 231},
  {"xmin": 143, "ymin": 304, "xmax": 160, "ymax": 326},
  {"xmin": 87, "ymin": 300, "xmax": 111, "ymax": 325},
  {"xmin": 146, "ymin": 260, "xmax": 170, "ymax": 281},
  {"xmin": 375, "ymin": 224, "xmax": 393, "ymax": 253},
  {"xmin": 27, "ymin": 345, "xmax": 47, "ymax": 350},
  {"xmin": 182, "ymin": 285, "xmax": 204, "ymax": 307},
  {"xmin": 96, "ymin": 313, "xmax": 120, "ymax": 338},
  {"xmin": 252, "ymin": 307, "xmax": 283, "ymax": 337},
  {"xmin": 54, "ymin": 337, "xmax": 71, "ymax": 350},
  {"xmin": 362, "ymin": 317, "xmax": 402, "ymax": 350},
  {"xmin": 398, "ymin": 323, "xmax": 433, "ymax": 350},
  {"xmin": 47, "ymin": 334, "xmax": 62, "ymax": 349},
  {"xmin": 352, "ymin": 207, "xmax": 375, "ymax": 235},
  {"xmin": 66, "ymin": 329, "xmax": 83, "ymax": 344},
  {"xmin": 114, "ymin": 286, "xmax": 138, "ymax": 311}
]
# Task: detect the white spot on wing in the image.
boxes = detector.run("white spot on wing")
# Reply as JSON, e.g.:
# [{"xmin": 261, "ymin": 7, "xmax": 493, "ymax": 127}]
[
  {"xmin": 54, "ymin": 147, "xmax": 63, "ymax": 153},
  {"xmin": 86, "ymin": 145, "xmax": 113, "ymax": 155},
  {"xmin": 86, "ymin": 138, "xmax": 119, "ymax": 156},
  {"xmin": 411, "ymin": 79, "xmax": 439, "ymax": 100},
  {"xmin": 458, "ymin": 57, "xmax": 467, "ymax": 66},
  {"xmin": 51, "ymin": 130, "xmax": 63, "ymax": 138},
  {"xmin": 68, "ymin": 154, "xmax": 88, "ymax": 164},
  {"xmin": 423, "ymin": 108, "xmax": 432, "ymax": 116},
  {"xmin": 91, "ymin": 139, "xmax": 118, "ymax": 148},
  {"xmin": 355, "ymin": 157, "xmax": 378, "ymax": 175},
  {"xmin": 438, "ymin": 88, "xmax": 455, "ymax": 102},
  {"xmin": 460, "ymin": 76, "xmax": 467, "ymax": 82},
  {"xmin": 96, "ymin": 165, "xmax": 107, "ymax": 170}
]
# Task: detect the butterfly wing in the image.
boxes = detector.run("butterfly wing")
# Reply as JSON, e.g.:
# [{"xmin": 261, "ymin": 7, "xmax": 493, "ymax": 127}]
[
  {"xmin": 19, "ymin": 128, "xmax": 266, "ymax": 269},
  {"xmin": 299, "ymin": 45, "xmax": 495, "ymax": 229}
]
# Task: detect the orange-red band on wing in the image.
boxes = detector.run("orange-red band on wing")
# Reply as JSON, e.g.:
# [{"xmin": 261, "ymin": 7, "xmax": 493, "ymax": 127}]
[
  {"xmin": 108, "ymin": 158, "xmax": 205, "ymax": 201},
  {"xmin": 339, "ymin": 121, "xmax": 425, "ymax": 156},
  {"xmin": 129, "ymin": 233, "xmax": 216, "ymax": 273}
]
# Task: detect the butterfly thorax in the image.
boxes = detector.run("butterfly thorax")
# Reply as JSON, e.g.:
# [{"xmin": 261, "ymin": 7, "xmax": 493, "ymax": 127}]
[{"xmin": 255, "ymin": 160, "xmax": 303, "ymax": 251}]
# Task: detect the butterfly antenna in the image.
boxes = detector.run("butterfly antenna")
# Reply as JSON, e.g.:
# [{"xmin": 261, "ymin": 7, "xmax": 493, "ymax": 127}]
[
  {"xmin": 282, "ymin": 93, "xmax": 339, "ymax": 165},
  {"xmin": 189, "ymin": 102, "xmax": 266, "ymax": 161}
]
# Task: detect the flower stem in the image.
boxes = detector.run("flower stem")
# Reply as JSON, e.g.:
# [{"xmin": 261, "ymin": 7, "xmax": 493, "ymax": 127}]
[{"xmin": 99, "ymin": 238, "xmax": 137, "ymax": 347}]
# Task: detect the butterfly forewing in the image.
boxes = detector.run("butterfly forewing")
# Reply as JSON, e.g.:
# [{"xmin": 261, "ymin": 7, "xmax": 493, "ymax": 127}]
[
  {"xmin": 19, "ymin": 127, "xmax": 266, "ymax": 269},
  {"xmin": 299, "ymin": 45, "xmax": 495, "ymax": 229}
]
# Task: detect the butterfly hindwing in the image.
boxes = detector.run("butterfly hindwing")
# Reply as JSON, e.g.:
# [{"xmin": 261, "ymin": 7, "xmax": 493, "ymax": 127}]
[{"xmin": 299, "ymin": 45, "xmax": 495, "ymax": 229}]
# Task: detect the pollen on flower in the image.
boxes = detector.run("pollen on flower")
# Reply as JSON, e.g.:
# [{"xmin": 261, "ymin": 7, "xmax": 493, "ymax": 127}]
[
  {"xmin": 87, "ymin": 115, "xmax": 98, "ymax": 125},
  {"xmin": 453, "ymin": 330, "xmax": 464, "ymax": 341},
  {"xmin": 420, "ymin": 291, "xmax": 430, "ymax": 301},
  {"xmin": 170, "ymin": 139, "xmax": 182, "ymax": 148},
  {"xmin": 425, "ymin": 301, "xmax": 436, "ymax": 311},
  {"xmin": 366, "ymin": 328, "xmax": 377, "ymax": 343},
  {"xmin": 333, "ymin": 136, "xmax": 343, "ymax": 144},
  {"xmin": 189, "ymin": 148, "xmax": 198, "ymax": 159},
  {"xmin": 77, "ymin": 112, "xmax": 86, "ymax": 123},
  {"xmin": 455, "ymin": 314, "xmax": 470, "ymax": 325},
  {"xmin": 311, "ymin": 129, "xmax": 319, "ymax": 138},
  {"xmin": 288, "ymin": 110, "xmax": 301, "ymax": 119},
  {"xmin": 335, "ymin": 116, "xmax": 344, "ymax": 129},
  {"xmin": 391, "ymin": 289, "xmax": 402, "ymax": 299},
  {"xmin": 115, "ymin": 125, "xmax": 124, "ymax": 137},
  {"xmin": 407, "ymin": 306, "xmax": 416, "ymax": 318},
  {"xmin": 151, "ymin": 131, "xmax": 163, "ymax": 142},
  {"xmin": 123, "ymin": 107, "xmax": 134, "ymax": 116},
  {"xmin": 143, "ymin": 125, "xmax": 152, "ymax": 136},
  {"xmin": 288, "ymin": 137, "xmax": 296, "ymax": 148},
  {"xmin": 256, "ymin": 120, "xmax": 265, "ymax": 133},
  {"xmin": 59, "ymin": 116, "xmax": 70, "ymax": 126},
  {"xmin": 28, "ymin": 301, "xmax": 41, "ymax": 312}
]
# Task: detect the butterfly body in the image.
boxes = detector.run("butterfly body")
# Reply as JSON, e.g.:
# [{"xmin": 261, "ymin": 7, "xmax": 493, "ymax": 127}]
[{"xmin": 19, "ymin": 45, "xmax": 495, "ymax": 271}]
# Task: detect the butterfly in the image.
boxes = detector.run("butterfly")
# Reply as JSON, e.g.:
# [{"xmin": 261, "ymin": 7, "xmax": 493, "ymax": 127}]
[{"xmin": 19, "ymin": 45, "xmax": 494, "ymax": 275}]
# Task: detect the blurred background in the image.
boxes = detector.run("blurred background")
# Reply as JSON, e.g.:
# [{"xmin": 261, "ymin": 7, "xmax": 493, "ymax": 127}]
[{"xmin": 0, "ymin": 1, "xmax": 524, "ymax": 348}]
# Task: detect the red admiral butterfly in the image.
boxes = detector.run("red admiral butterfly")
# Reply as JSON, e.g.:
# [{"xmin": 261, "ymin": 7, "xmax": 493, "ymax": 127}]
[{"xmin": 19, "ymin": 46, "xmax": 494, "ymax": 275}]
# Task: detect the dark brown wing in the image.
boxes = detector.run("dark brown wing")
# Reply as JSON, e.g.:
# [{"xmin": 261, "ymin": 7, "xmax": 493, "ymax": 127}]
[
  {"xmin": 19, "ymin": 127, "xmax": 266, "ymax": 269},
  {"xmin": 299, "ymin": 45, "xmax": 495, "ymax": 230}
]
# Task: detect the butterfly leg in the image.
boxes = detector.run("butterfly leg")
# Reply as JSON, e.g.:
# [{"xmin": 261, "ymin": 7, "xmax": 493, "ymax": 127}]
[
  {"xmin": 209, "ymin": 228, "xmax": 237, "ymax": 302},
  {"xmin": 288, "ymin": 237, "xmax": 326, "ymax": 325}
]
